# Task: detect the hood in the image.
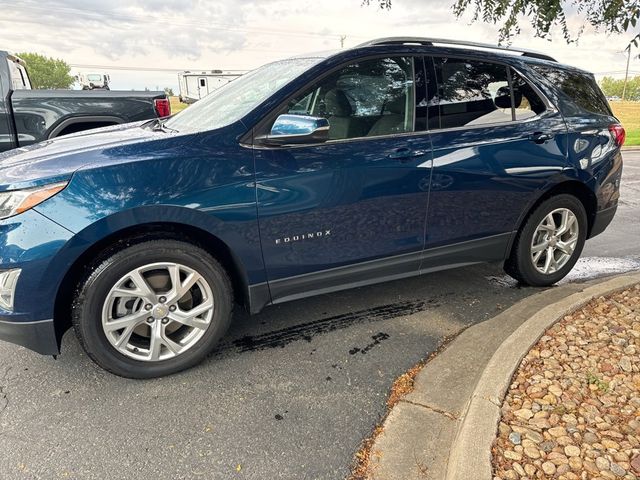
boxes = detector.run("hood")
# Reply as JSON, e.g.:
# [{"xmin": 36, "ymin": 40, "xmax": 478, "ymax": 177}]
[{"xmin": 0, "ymin": 121, "xmax": 183, "ymax": 190}]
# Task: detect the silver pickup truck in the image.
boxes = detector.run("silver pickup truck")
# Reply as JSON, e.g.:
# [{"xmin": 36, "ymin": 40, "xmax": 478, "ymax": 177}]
[{"xmin": 0, "ymin": 51, "xmax": 170, "ymax": 153}]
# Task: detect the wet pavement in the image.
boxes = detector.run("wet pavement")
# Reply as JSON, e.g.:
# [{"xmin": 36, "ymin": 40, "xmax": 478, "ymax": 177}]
[{"xmin": 0, "ymin": 152, "xmax": 638, "ymax": 479}]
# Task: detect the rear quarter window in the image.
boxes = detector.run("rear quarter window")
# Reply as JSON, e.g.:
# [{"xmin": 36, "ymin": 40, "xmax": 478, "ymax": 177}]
[{"xmin": 531, "ymin": 65, "xmax": 611, "ymax": 116}]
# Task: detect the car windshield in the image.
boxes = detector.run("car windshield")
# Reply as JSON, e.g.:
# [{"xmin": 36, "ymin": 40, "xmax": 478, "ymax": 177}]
[{"xmin": 164, "ymin": 57, "xmax": 323, "ymax": 133}]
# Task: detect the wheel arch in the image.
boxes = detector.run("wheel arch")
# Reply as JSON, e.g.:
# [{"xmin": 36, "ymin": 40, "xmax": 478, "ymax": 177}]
[
  {"xmin": 52, "ymin": 221, "xmax": 255, "ymax": 347},
  {"xmin": 505, "ymin": 179, "xmax": 598, "ymax": 260},
  {"xmin": 48, "ymin": 116, "xmax": 124, "ymax": 138}
]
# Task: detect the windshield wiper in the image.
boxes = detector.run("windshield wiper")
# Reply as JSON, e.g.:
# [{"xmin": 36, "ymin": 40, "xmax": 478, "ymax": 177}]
[{"xmin": 151, "ymin": 118, "xmax": 179, "ymax": 133}]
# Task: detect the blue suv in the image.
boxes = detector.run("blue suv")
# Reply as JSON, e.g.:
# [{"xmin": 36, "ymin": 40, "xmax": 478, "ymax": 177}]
[{"xmin": 0, "ymin": 38, "xmax": 624, "ymax": 377}]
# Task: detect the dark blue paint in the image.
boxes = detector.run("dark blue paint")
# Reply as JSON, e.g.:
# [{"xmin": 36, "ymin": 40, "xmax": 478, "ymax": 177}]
[
  {"xmin": 427, "ymin": 110, "xmax": 569, "ymax": 248},
  {"xmin": 0, "ymin": 42, "xmax": 622, "ymax": 356}
]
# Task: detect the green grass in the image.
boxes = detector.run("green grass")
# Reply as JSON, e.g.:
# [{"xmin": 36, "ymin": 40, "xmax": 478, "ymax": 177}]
[
  {"xmin": 610, "ymin": 101, "xmax": 640, "ymax": 146},
  {"xmin": 169, "ymin": 96, "xmax": 188, "ymax": 114}
]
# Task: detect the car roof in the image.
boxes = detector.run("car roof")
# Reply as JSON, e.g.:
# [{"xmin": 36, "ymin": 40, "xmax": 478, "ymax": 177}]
[
  {"xmin": 353, "ymin": 37, "xmax": 557, "ymax": 61},
  {"xmin": 297, "ymin": 37, "xmax": 592, "ymax": 77}
]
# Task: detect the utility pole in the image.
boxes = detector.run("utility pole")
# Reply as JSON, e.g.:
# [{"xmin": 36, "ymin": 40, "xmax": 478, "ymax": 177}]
[
  {"xmin": 340, "ymin": 35, "xmax": 347, "ymax": 49},
  {"xmin": 622, "ymin": 45, "xmax": 631, "ymax": 101}
]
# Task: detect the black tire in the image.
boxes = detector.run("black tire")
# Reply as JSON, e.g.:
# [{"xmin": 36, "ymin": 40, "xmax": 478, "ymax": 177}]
[
  {"xmin": 72, "ymin": 240, "xmax": 233, "ymax": 379},
  {"xmin": 505, "ymin": 194, "xmax": 588, "ymax": 287}
]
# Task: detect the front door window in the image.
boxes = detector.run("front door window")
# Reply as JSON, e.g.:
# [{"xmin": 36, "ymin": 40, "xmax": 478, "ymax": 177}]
[{"xmin": 285, "ymin": 57, "xmax": 415, "ymax": 140}]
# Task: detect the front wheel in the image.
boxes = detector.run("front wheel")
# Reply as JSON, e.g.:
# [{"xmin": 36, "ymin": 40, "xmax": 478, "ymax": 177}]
[
  {"xmin": 72, "ymin": 240, "xmax": 233, "ymax": 378},
  {"xmin": 505, "ymin": 194, "xmax": 587, "ymax": 286}
]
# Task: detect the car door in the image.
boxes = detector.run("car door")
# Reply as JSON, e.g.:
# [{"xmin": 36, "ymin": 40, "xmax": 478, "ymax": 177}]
[
  {"xmin": 252, "ymin": 56, "xmax": 433, "ymax": 302},
  {"xmin": 421, "ymin": 56, "xmax": 568, "ymax": 270}
]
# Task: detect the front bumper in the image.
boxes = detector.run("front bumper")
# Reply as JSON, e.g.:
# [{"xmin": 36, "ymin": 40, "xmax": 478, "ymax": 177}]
[
  {"xmin": 0, "ymin": 317, "xmax": 58, "ymax": 354},
  {"xmin": 588, "ymin": 204, "xmax": 617, "ymax": 239},
  {"xmin": 0, "ymin": 209, "xmax": 74, "ymax": 354}
]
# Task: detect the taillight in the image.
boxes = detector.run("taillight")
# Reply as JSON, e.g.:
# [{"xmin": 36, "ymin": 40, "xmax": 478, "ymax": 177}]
[
  {"xmin": 609, "ymin": 123, "xmax": 625, "ymax": 147},
  {"xmin": 154, "ymin": 98, "xmax": 171, "ymax": 118}
]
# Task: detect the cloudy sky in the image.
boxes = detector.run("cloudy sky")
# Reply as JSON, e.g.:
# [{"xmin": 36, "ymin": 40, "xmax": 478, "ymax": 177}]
[{"xmin": 0, "ymin": 0, "xmax": 638, "ymax": 92}]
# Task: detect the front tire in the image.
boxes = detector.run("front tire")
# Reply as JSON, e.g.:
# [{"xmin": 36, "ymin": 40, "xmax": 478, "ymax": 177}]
[
  {"xmin": 72, "ymin": 240, "xmax": 233, "ymax": 378},
  {"xmin": 505, "ymin": 194, "xmax": 587, "ymax": 286}
]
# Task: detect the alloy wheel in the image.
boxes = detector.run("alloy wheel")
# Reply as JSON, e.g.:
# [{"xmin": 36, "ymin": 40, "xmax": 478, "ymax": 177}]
[
  {"xmin": 101, "ymin": 262, "xmax": 214, "ymax": 361},
  {"xmin": 530, "ymin": 208, "xmax": 579, "ymax": 275}
]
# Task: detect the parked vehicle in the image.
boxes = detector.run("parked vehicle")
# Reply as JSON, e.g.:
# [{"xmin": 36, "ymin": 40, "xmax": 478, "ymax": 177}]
[
  {"xmin": 77, "ymin": 72, "xmax": 111, "ymax": 90},
  {"xmin": 178, "ymin": 70, "xmax": 242, "ymax": 103},
  {"xmin": 0, "ymin": 51, "xmax": 171, "ymax": 153},
  {"xmin": 0, "ymin": 38, "xmax": 623, "ymax": 378}
]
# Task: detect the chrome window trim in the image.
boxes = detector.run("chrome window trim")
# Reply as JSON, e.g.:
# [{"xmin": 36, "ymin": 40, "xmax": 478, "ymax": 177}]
[{"xmin": 247, "ymin": 53, "xmax": 560, "ymax": 150}]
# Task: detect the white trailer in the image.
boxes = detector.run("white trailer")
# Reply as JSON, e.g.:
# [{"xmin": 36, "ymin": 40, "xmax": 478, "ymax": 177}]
[
  {"xmin": 178, "ymin": 70, "xmax": 242, "ymax": 103},
  {"xmin": 77, "ymin": 72, "xmax": 111, "ymax": 90}
]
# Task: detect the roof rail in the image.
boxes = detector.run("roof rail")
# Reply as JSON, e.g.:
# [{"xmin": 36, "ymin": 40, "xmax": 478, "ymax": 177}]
[{"xmin": 356, "ymin": 37, "xmax": 557, "ymax": 62}]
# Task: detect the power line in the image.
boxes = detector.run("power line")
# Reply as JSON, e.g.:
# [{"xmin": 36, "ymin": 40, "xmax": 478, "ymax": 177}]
[
  {"xmin": 70, "ymin": 64, "xmax": 250, "ymax": 73},
  {"xmin": 0, "ymin": 2, "xmax": 362, "ymax": 42}
]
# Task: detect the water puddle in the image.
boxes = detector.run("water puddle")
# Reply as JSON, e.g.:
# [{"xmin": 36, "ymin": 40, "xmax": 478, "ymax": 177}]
[{"xmin": 486, "ymin": 256, "xmax": 640, "ymax": 288}]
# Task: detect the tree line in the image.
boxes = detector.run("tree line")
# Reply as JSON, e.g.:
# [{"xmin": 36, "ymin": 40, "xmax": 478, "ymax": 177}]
[{"xmin": 600, "ymin": 76, "xmax": 640, "ymax": 100}]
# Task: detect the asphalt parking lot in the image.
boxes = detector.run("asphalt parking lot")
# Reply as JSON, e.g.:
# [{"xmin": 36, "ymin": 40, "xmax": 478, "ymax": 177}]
[{"xmin": 0, "ymin": 152, "xmax": 638, "ymax": 480}]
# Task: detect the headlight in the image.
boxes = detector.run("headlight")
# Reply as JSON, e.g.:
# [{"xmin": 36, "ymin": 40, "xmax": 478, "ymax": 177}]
[{"xmin": 0, "ymin": 182, "xmax": 67, "ymax": 220}]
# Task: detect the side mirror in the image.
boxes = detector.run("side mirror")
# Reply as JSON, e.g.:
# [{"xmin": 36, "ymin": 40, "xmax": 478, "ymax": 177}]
[{"xmin": 262, "ymin": 114, "xmax": 330, "ymax": 145}]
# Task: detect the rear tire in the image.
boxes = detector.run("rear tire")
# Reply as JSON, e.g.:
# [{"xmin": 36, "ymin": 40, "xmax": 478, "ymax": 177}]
[
  {"xmin": 505, "ymin": 194, "xmax": 587, "ymax": 286},
  {"xmin": 72, "ymin": 240, "xmax": 233, "ymax": 379}
]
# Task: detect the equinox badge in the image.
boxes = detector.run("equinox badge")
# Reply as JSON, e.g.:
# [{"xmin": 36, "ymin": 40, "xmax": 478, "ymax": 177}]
[{"xmin": 275, "ymin": 230, "xmax": 332, "ymax": 245}]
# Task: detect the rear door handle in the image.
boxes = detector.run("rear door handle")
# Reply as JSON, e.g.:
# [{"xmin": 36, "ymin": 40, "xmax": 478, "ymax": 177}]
[
  {"xmin": 389, "ymin": 147, "xmax": 427, "ymax": 160},
  {"xmin": 529, "ymin": 132, "xmax": 554, "ymax": 144}
]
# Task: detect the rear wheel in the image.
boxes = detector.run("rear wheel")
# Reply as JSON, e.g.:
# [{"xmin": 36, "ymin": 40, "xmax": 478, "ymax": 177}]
[
  {"xmin": 505, "ymin": 194, "xmax": 587, "ymax": 286},
  {"xmin": 72, "ymin": 240, "xmax": 232, "ymax": 378}
]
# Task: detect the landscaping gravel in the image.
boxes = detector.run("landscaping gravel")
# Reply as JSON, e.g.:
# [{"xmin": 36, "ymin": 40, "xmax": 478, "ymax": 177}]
[{"xmin": 493, "ymin": 284, "xmax": 640, "ymax": 480}]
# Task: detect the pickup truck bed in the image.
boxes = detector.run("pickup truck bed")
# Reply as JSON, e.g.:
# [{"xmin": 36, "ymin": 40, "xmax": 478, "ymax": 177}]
[{"xmin": 1, "ymin": 51, "xmax": 168, "ymax": 153}]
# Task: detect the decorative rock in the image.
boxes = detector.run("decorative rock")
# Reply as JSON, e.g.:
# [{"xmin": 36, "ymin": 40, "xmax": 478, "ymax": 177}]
[
  {"xmin": 568, "ymin": 456, "xmax": 582, "ymax": 470},
  {"xmin": 609, "ymin": 462, "xmax": 626, "ymax": 477},
  {"xmin": 503, "ymin": 470, "xmax": 518, "ymax": 480},
  {"xmin": 596, "ymin": 456, "xmax": 611, "ymax": 471},
  {"xmin": 514, "ymin": 408, "xmax": 534, "ymax": 420},
  {"xmin": 512, "ymin": 462, "xmax": 526, "ymax": 476},
  {"xmin": 565, "ymin": 445, "xmax": 581, "ymax": 457},
  {"xmin": 503, "ymin": 450, "xmax": 522, "ymax": 461},
  {"xmin": 583, "ymin": 432, "xmax": 599, "ymax": 444},
  {"xmin": 549, "ymin": 384, "xmax": 563, "ymax": 397},
  {"xmin": 602, "ymin": 439, "xmax": 620, "ymax": 450},
  {"xmin": 584, "ymin": 459, "xmax": 600, "ymax": 474},
  {"xmin": 541, "ymin": 461, "xmax": 556, "ymax": 475},
  {"xmin": 508, "ymin": 432, "xmax": 521, "ymax": 445},
  {"xmin": 493, "ymin": 288, "xmax": 640, "ymax": 480},
  {"xmin": 549, "ymin": 426, "xmax": 567, "ymax": 437},
  {"xmin": 524, "ymin": 430, "xmax": 543, "ymax": 443},
  {"xmin": 619, "ymin": 356, "xmax": 632, "ymax": 373},
  {"xmin": 524, "ymin": 446, "xmax": 541, "ymax": 459},
  {"xmin": 540, "ymin": 440, "xmax": 556, "ymax": 453}
]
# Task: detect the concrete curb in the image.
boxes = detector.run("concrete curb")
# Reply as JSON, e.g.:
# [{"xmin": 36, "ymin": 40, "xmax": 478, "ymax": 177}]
[{"xmin": 445, "ymin": 272, "xmax": 640, "ymax": 480}]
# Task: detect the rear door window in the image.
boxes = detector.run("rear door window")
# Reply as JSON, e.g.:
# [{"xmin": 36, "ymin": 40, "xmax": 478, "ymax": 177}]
[
  {"xmin": 531, "ymin": 65, "xmax": 611, "ymax": 116},
  {"xmin": 431, "ymin": 57, "xmax": 512, "ymax": 129}
]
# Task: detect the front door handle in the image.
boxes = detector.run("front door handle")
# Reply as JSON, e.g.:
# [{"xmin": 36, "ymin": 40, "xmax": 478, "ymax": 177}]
[
  {"xmin": 529, "ymin": 132, "xmax": 554, "ymax": 144},
  {"xmin": 389, "ymin": 147, "xmax": 427, "ymax": 160}
]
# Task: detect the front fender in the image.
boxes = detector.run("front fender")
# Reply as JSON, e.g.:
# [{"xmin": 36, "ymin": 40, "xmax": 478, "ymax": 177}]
[{"xmin": 37, "ymin": 204, "xmax": 267, "ymax": 302}]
